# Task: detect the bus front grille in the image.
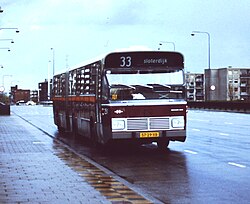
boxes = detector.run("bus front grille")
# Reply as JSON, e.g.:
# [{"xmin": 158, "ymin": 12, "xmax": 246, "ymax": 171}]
[
  {"xmin": 127, "ymin": 118, "xmax": 148, "ymax": 130},
  {"xmin": 127, "ymin": 117, "xmax": 170, "ymax": 131},
  {"xmin": 150, "ymin": 118, "xmax": 170, "ymax": 129}
]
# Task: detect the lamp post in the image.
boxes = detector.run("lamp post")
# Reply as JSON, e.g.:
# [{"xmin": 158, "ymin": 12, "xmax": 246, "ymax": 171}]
[
  {"xmin": 50, "ymin": 48, "xmax": 55, "ymax": 100},
  {"xmin": 51, "ymin": 48, "xmax": 55, "ymax": 77},
  {"xmin": 0, "ymin": 39, "xmax": 14, "ymax": 43},
  {"xmin": 2, "ymin": 74, "xmax": 12, "ymax": 91},
  {"xmin": 0, "ymin": 47, "xmax": 10, "ymax": 51},
  {"xmin": 191, "ymin": 30, "xmax": 211, "ymax": 101},
  {"xmin": 191, "ymin": 31, "xmax": 210, "ymax": 70},
  {"xmin": 47, "ymin": 60, "xmax": 51, "ymax": 101},
  {"xmin": 0, "ymin": 28, "xmax": 20, "ymax": 33},
  {"xmin": 158, "ymin": 41, "xmax": 176, "ymax": 51}
]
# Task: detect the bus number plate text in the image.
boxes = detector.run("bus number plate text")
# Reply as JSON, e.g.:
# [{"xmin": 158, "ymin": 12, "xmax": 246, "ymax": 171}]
[{"xmin": 140, "ymin": 132, "xmax": 160, "ymax": 138}]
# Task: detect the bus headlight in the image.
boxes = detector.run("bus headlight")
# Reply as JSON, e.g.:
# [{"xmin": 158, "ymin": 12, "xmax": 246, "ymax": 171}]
[
  {"xmin": 171, "ymin": 116, "xmax": 184, "ymax": 128},
  {"xmin": 112, "ymin": 119, "xmax": 125, "ymax": 130}
]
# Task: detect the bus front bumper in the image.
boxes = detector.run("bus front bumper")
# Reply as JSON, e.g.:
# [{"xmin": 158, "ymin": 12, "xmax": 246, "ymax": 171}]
[{"xmin": 111, "ymin": 130, "xmax": 186, "ymax": 142}]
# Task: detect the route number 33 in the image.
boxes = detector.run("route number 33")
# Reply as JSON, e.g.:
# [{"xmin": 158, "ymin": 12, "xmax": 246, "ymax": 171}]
[{"xmin": 120, "ymin": 56, "xmax": 132, "ymax": 67}]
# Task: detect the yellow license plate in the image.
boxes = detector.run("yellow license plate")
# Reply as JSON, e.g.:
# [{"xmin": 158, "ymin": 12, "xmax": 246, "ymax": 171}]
[{"xmin": 140, "ymin": 132, "xmax": 160, "ymax": 138}]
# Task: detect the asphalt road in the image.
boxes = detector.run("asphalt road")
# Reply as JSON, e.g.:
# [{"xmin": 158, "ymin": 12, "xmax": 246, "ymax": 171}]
[{"xmin": 11, "ymin": 105, "xmax": 250, "ymax": 204}]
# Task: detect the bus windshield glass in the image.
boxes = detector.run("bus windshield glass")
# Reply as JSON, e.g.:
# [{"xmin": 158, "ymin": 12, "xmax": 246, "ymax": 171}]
[{"xmin": 106, "ymin": 69, "xmax": 185, "ymax": 100}]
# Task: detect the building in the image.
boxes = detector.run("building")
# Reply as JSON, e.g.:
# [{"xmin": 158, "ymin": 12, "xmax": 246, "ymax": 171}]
[
  {"xmin": 11, "ymin": 85, "xmax": 30, "ymax": 103},
  {"xmin": 240, "ymin": 69, "xmax": 250, "ymax": 101},
  {"xmin": 30, "ymin": 90, "xmax": 38, "ymax": 103},
  {"xmin": 38, "ymin": 80, "xmax": 48, "ymax": 102},
  {"xmin": 185, "ymin": 73, "xmax": 205, "ymax": 101},
  {"xmin": 205, "ymin": 67, "xmax": 250, "ymax": 101}
]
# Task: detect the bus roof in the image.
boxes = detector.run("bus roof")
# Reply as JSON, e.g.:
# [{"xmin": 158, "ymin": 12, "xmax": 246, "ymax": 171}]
[
  {"xmin": 104, "ymin": 51, "xmax": 184, "ymax": 69},
  {"xmin": 54, "ymin": 51, "xmax": 184, "ymax": 76}
]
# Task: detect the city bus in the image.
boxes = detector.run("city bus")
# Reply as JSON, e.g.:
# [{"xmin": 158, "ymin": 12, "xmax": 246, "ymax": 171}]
[{"xmin": 52, "ymin": 51, "xmax": 187, "ymax": 149}]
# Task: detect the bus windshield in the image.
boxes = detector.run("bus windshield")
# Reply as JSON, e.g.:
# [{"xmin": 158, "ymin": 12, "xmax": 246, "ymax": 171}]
[{"xmin": 106, "ymin": 69, "xmax": 185, "ymax": 100}]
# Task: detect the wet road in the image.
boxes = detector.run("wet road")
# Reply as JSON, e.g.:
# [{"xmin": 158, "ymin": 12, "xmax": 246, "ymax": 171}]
[{"xmin": 11, "ymin": 105, "xmax": 250, "ymax": 203}]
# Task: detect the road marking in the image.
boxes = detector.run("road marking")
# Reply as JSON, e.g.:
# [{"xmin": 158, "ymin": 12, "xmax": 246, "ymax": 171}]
[
  {"xmin": 32, "ymin": 141, "xmax": 45, "ymax": 144},
  {"xmin": 184, "ymin": 150, "xmax": 198, "ymax": 155},
  {"xmin": 224, "ymin": 122, "xmax": 233, "ymax": 125},
  {"xmin": 189, "ymin": 118, "xmax": 209, "ymax": 122},
  {"xmin": 219, "ymin": 133, "xmax": 229, "ymax": 136},
  {"xmin": 228, "ymin": 162, "xmax": 246, "ymax": 168},
  {"xmin": 192, "ymin": 128, "xmax": 201, "ymax": 131}
]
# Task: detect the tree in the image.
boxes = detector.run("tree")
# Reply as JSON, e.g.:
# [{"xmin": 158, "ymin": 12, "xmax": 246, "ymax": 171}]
[{"xmin": 0, "ymin": 93, "xmax": 10, "ymax": 104}]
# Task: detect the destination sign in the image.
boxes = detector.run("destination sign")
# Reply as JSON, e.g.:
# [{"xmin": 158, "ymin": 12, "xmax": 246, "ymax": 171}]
[{"xmin": 104, "ymin": 51, "xmax": 184, "ymax": 69}]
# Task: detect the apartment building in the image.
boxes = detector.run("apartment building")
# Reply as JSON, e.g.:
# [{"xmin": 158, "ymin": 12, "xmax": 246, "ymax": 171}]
[
  {"xmin": 38, "ymin": 80, "xmax": 49, "ymax": 102},
  {"xmin": 205, "ymin": 67, "xmax": 250, "ymax": 101},
  {"xmin": 185, "ymin": 72, "xmax": 205, "ymax": 101},
  {"xmin": 30, "ymin": 90, "xmax": 38, "ymax": 103}
]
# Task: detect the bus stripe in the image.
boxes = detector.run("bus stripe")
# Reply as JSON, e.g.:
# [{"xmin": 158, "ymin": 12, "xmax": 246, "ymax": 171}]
[{"xmin": 52, "ymin": 96, "xmax": 96, "ymax": 103}]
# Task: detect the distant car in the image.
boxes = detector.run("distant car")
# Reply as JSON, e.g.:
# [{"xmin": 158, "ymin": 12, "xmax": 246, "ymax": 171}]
[
  {"xmin": 16, "ymin": 100, "xmax": 26, "ymax": 105},
  {"xmin": 26, "ymin": 101, "xmax": 36, "ymax": 106}
]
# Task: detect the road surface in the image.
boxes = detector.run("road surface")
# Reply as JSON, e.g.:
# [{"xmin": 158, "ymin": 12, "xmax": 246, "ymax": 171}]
[{"xmin": 11, "ymin": 106, "xmax": 250, "ymax": 203}]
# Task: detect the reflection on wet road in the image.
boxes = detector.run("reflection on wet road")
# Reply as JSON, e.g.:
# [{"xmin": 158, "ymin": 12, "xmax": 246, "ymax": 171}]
[
  {"xmin": 12, "ymin": 106, "xmax": 250, "ymax": 203},
  {"xmin": 52, "ymin": 140, "xmax": 153, "ymax": 203},
  {"xmin": 58, "ymin": 133, "xmax": 190, "ymax": 203}
]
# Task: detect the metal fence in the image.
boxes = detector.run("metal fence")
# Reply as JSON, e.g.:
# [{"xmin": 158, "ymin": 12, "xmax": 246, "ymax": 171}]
[{"xmin": 188, "ymin": 101, "xmax": 250, "ymax": 112}]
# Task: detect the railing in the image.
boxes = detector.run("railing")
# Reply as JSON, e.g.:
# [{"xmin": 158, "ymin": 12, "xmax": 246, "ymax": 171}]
[{"xmin": 188, "ymin": 101, "xmax": 250, "ymax": 112}]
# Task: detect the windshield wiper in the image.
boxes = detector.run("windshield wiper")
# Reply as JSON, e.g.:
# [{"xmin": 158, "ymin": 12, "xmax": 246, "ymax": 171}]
[
  {"xmin": 147, "ymin": 84, "xmax": 171, "ymax": 89},
  {"xmin": 132, "ymin": 84, "xmax": 153, "ymax": 89},
  {"xmin": 169, "ymin": 90, "xmax": 183, "ymax": 93}
]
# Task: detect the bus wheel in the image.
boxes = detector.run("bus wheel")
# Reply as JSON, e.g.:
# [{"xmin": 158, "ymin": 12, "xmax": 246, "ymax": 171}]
[{"xmin": 157, "ymin": 139, "xmax": 170, "ymax": 151}]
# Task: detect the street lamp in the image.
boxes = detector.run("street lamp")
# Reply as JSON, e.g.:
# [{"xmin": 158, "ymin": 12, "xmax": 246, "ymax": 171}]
[
  {"xmin": 0, "ymin": 39, "xmax": 14, "ymax": 43},
  {"xmin": 1, "ymin": 75, "xmax": 12, "ymax": 96},
  {"xmin": 2, "ymin": 74, "xmax": 12, "ymax": 89},
  {"xmin": 50, "ymin": 48, "xmax": 55, "ymax": 100},
  {"xmin": 0, "ymin": 7, "xmax": 3, "ymax": 13},
  {"xmin": 51, "ymin": 48, "xmax": 55, "ymax": 77},
  {"xmin": 158, "ymin": 41, "xmax": 176, "ymax": 51},
  {"xmin": 191, "ymin": 30, "xmax": 211, "ymax": 101},
  {"xmin": 48, "ymin": 60, "xmax": 51, "ymax": 100},
  {"xmin": 191, "ymin": 31, "xmax": 210, "ymax": 69},
  {"xmin": 0, "ymin": 28, "xmax": 20, "ymax": 33},
  {"xmin": 0, "ymin": 47, "xmax": 11, "ymax": 51}
]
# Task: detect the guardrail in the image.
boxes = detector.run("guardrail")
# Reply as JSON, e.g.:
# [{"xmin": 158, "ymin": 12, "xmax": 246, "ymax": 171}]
[{"xmin": 188, "ymin": 101, "xmax": 250, "ymax": 113}]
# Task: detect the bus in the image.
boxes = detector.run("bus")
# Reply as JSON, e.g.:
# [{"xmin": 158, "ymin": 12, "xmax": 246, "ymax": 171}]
[{"xmin": 52, "ymin": 51, "xmax": 187, "ymax": 149}]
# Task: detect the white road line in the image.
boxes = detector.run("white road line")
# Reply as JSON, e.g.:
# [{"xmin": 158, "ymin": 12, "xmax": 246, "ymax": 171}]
[
  {"xmin": 228, "ymin": 162, "xmax": 246, "ymax": 168},
  {"xmin": 192, "ymin": 128, "xmax": 201, "ymax": 131},
  {"xmin": 224, "ymin": 122, "xmax": 233, "ymax": 125},
  {"xmin": 219, "ymin": 133, "xmax": 229, "ymax": 136},
  {"xmin": 189, "ymin": 118, "xmax": 209, "ymax": 122},
  {"xmin": 184, "ymin": 150, "xmax": 198, "ymax": 155},
  {"xmin": 32, "ymin": 141, "xmax": 45, "ymax": 144}
]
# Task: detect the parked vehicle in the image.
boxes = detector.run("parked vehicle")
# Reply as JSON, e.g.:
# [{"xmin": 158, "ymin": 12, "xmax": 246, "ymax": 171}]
[
  {"xmin": 16, "ymin": 100, "xmax": 26, "ymax": 105},
  {"xmin": 26, "ymin": 101, "xmax": 36, "ymax": 106}
]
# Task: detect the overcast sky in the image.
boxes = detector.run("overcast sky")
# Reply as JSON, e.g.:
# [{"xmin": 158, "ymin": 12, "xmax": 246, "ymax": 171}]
[{"xmin": 0, "ymin": 0, "xmax": 250, "ymax": 90}]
